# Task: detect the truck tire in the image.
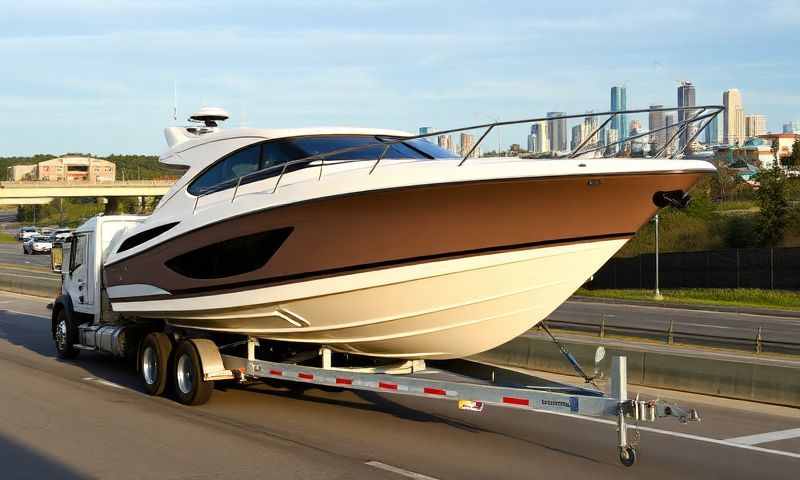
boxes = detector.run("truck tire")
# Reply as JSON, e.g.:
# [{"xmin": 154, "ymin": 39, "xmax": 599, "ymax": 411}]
[
  {"xmin": 172, "ymin": 340, "xmax": 214, "ymax": 406},
  {"xmin": 54, "ymin": 308, "xmax": 79, "ymax": 359},
  {"xmin": 140, "ymin": 332, "xmax": 172, "ymax": 396}
]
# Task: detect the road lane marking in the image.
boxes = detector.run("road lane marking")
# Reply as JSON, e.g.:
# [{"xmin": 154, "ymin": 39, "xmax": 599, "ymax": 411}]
[
  {"xmin": 528, "ymin": 408, "xmax": 800, "ymax": 459},
  {"xmin": 566, "ymin": 300, "xmax": 800, "ymax": 322},
  {"xmin": 366, "ymin": 461, "xmax": 439, "ymax": 480},
  {"xmin": 83, "ymin": 377, "xmax": 127, "ymax": 390},
  {"xmin": 725, "ymin": 428, "xmax": 800, "ymax": 446}
]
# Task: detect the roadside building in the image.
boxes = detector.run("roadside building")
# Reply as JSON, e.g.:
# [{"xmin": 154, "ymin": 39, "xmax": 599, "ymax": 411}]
[
  {"xmin": 758, "ymin": 133, "xmax": 800, "ymax": 163},
  {"xmin": 6, "ymin": 164, "xmax": 37, "ymax": 181},
  {"xmin": 7, "ymin": 156, "xmax": 116, "ymax": 182},
  {"xmin": 745, "ymin": 114, "xmax": 767, "ymax": 138}
]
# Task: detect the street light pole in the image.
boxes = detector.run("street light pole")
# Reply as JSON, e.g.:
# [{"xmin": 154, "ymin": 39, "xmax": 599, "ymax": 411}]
[{"xmin": 654, "ymin": 214, "xmax": 663, "ymax": 300}]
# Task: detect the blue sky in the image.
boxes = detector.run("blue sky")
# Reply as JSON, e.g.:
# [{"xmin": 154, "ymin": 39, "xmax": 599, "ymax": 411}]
[{"xmin": 1, "ymin": 0, "xmax": 798, "ymax": 156}]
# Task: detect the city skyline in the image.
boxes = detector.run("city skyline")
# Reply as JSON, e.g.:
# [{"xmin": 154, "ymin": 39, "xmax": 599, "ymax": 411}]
[{"xmin": 1, "ymin": 1, "xmax": 799, "ymax": 156}]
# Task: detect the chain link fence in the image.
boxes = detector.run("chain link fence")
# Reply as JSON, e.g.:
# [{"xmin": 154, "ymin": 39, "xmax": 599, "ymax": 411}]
[{"xmin": 588, "ymin": 247, "xmax": 800, "ymax": 290}]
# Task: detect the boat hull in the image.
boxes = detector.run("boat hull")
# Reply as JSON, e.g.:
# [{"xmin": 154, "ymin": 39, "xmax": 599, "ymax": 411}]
[{"xmin": 114, "ymin": 238, "xmax": 627, "ymax": 359}]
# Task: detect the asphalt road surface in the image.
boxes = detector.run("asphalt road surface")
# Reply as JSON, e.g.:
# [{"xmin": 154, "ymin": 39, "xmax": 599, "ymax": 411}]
[
  {"xmin": 0, "ymin": 293, "xmax": 798, "ymax": 479},
  {"xmin": 0, "ymin": 243, "xmax": 52, "ymax": 268},
  {"xmin": 550, "ymin": 300, "xmax": 800, "ymax": 345}
]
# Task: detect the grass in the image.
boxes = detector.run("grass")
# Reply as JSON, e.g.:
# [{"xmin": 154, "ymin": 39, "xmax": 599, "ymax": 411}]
[
  {"xmin": 576, "ymin": 288, "xmax": 800, "ymax": 311},
  {"xmin": 0, "ymin": 232, "xmax": 17, "ymax": 243}
]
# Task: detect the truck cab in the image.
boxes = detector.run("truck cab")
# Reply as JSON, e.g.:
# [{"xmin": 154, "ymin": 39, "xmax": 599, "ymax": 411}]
[{"xmin": 54, "ymin": 215, "xmax": 146, "ymax": 321}]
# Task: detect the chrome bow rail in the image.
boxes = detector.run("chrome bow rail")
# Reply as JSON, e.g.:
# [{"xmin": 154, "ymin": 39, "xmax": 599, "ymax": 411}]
[{"xmin": 202, "ymin": 105, "xmax": 723, "ymax": 206}]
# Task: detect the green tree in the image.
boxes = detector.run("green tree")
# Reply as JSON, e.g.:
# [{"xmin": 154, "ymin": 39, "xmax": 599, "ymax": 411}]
[
  {"xmin": 755, "ymin": 163, "xmax": 789, "ymax": 246},
  {"xmin": 787, "ymin": 138, "xmax": 800, "ymax": 169}
]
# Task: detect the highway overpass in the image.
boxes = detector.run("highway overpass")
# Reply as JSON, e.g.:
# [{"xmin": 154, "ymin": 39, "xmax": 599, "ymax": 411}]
[{"xmin": 0, "ymin": 180, "xmax": 175, "ymax": 205}]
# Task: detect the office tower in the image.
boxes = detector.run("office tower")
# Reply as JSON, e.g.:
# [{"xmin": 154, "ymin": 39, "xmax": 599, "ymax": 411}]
[
  {"xmin": 437, "ymin": 134, "xmax": 455, "ymax": 153},
  {"xmin": 419, "ymin": 126, "xmax": 435, "ymax": 142},
  {"xmin": 745, "ymin": 114, "xmax": 767, "ymax": 138},
  {"xmin": 629, "ymin": 119, "xmax": 642, "ymax": 134},
  {"xmin": 459, "ymin": 133, "xmax": 480, "ymax": 158},
  {"xmin": 571, "ymin": 124, "xmax": 583, "ymax": 150},
  {"xmin": 546, "ymin": 112, "xmax": 567, "ymax": 153},
  {"xmin": 606, "ymin": 128, "xmax": 619, "ymax": 155},
  {"xmin": 610, "ymin": 86, "xmax": 628, "ymax": 143},
  {"xmin": 664, "ymin": 113, "xmax": 677, "ymax": 155},
  {"xmin": 705, "ymin": 113, "xmax": 722, "ymax": 144},
  {"xmin": 648, "ymin": 105, "xmax": 666, "ymax": 153},
  {"xmin": 581, "ymin": 112, "xmax": 599, "ymax": 150},
  {"xmin": 527, "ymin": 134, "xmax": 537, "ymax": 152},
  {"xmin": 723, "ymin": 89, "xmax": 745, "ymax": 145},
  {"xmin": 530, "ymin": 122, "xmax": 549, "ymax": 153},
  {"xmin": 783, "ymin": 121, "xmax": 800, "ymax": 134},
  {"xmin": 677, "ymin": 81, "xmax": 697, "ymax": 151}
]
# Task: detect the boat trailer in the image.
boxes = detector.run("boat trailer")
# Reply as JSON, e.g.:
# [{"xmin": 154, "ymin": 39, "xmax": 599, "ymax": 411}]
[{"xmin": 209, "ymin": 338, "xmax": 700, "ymax": 467}]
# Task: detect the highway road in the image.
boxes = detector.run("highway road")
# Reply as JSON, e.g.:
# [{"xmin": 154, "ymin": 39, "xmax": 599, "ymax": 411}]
[
  {"xmin": 550, "ymin": 299, "xmax": 800, "ymax": 346},
  {"xmin": 0, "ymin": 292, "xmax": 798, "ymax": 479}
]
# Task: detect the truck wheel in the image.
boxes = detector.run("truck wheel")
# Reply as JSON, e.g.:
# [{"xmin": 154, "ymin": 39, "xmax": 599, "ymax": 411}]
[
  {"xmin": 54, "ymin": 309, "xmax": 79, "ymax": 359},
  {"xmin": 172, "ymin": 340, "xmax": 214, "ymax": 406},
  {"xmin": 140, "ymin": 332, "xmax": 172, "ymax": 396}
]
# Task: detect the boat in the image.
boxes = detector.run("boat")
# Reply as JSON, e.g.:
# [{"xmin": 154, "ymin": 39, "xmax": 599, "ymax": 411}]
[{"xmin": 102, "ymin": 106, "xmax": 718, "ymax": 359}]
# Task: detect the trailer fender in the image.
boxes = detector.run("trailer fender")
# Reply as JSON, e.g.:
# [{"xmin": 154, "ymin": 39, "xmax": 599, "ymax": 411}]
[{"xmin": 190, "ymin": 339, "xmax": 235, "ymax": 381}]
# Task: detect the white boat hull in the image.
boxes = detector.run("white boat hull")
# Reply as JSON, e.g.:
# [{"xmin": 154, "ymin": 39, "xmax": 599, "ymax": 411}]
[{"xmin": 111, "ymin": 237, "xmax": 627, "ymax": 359}]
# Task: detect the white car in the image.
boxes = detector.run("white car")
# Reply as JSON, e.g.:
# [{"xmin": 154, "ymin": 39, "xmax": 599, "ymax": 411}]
[
  {"xmin": 17, "ymin": 227, "xmax": 38, "ymax": 241},
  {"xmin": 23, "ymin": 235, "xmax": 54, "ymax": 255},
  {"xmin": 54, "ymin": 228, "xmax": 73, "ymax": 240}
]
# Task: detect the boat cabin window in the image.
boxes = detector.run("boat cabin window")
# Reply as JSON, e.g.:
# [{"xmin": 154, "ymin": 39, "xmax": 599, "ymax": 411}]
[
  {"xmin": 187, "ymin": 135, "xmax": 459, "ymax": 196},
  {"xmin": 188, "ymin": 143, "xmax": 261, "ymax": 195}
]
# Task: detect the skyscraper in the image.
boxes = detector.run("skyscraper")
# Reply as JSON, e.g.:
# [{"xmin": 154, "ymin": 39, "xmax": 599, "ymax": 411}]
[
  {"xmin": 677, "ymin": 81, "xmax": 697, "ymax": 151},
  {"xmin": 419, "ymin": 127, "xmax": 435, "ymax": 142},
  {"xmin": 783, "ymin": 121, "xmax": 800, "ymax": 134},
  {"xmin": 459, "ymin": 133, "xmax": 480, "ymax": 158},
  {"xmin": 571, "ymin": 124, "xmax": 583, "ymax": 151},
  {"xmin": 582, "ymin": 112, "xmax": 599, "ymax": 150},
  {"xmin": 437, "ymin": 134, "xmax": 455, "ymax": 153},
  {"xmin": 648, "ymin": 105, "xmax": 666, "ymax": 153},
  {"xmin": 610, "ymin": 86, "xmax": 628, "ymax": 143},
  {"xmin": 705, "ymin": 114, "xmax": 722, "ymax": 145},
  {"xmin": 745, "ymin": 114, "xmax": 767, "ymax": 138},
  {"xmin": 723, "ymin": 89, "xmax": 745, "ymax": 145},
  {"xmin": 530, "ymin": 122, "xmax": 549, "ymax": 153},
  {"xmin": 546, "ymin": 112, "xmax": 567, "ymax": 153},
  {"xmin": 664, "ymin": 113, "xmax": 677, "ymax": 155}
]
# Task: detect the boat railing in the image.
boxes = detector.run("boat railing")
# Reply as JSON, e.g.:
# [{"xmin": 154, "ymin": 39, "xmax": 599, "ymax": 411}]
[{"xmin": 204, "ymin": 105, "xmax": 723, "ymax": 206}]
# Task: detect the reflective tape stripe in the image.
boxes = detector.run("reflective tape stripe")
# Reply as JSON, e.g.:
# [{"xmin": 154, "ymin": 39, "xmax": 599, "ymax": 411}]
[
  {"xmin": 379, "ymin": 381, "xmax": 398, "ymax": 390},
  {"xmin": 269, "ymin": 370, "xmax": 282, "ymax": 376},
  {"xmin": 336, "ymin": 378, "xmax": 353, "ymax": 385},
  {"xmin": 298, "ymin": 372, "xmax": 314, "ymax": 380},
  {"xmin": 502, "ymin": 396, "xmax": 529, "ymax": 406},
  {"xmin": 423, "ymin": 387, "xmax": 446, "ymax": 396}
]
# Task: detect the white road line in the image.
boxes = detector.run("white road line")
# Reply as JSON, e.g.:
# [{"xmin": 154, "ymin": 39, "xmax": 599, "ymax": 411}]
[
  {"xmin": 725, "ymin": 428, "xmax": 800, "ymax": 446},
  {"xmin": 528, "ymin": 408, "xmax": 800, "ymax": 460},
  {"xmin": 83, "ymin": 377, "xmax": 126, "ymax": 390},
  {"xmin": 366, "ymin": 461, "xmax": 440, "ymax": 480},
  {"xmin": 5, "ymin": 309, "xmax": 49, "ymax": 319}
]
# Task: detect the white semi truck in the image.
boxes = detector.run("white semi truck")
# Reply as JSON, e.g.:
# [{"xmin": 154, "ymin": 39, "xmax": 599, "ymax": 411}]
[{"xmin": 49, "ymin": 214, "xmax": 699, "ymax": 466}]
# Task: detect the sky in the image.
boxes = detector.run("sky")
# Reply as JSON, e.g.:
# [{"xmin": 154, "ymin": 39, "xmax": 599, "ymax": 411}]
[{"xmin": 1, "ymin": 0, "xmax": 798, "ymax": 156}]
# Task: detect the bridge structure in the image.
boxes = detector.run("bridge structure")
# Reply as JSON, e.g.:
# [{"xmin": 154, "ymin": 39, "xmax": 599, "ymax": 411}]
[{"xmin": 0, "ymin": 180, "xmax": 176, "ymax": 205}]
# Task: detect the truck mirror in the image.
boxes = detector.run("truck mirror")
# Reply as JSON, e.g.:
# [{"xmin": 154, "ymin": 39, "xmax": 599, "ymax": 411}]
[{"xmin": 51, "ymin": 242, "xmax": 63, "ymax": 273}]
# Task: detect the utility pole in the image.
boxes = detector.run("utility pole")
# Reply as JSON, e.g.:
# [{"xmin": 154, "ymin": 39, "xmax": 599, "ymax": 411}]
[{"xmin": 654, "ymin": 214, "xmax": 663, "ymax": 300}]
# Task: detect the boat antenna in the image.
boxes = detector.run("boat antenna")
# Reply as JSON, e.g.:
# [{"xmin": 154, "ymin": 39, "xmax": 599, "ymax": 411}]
[{"xmin": 172, "ymin": 80, "xmax": 178, "ymax": 123}]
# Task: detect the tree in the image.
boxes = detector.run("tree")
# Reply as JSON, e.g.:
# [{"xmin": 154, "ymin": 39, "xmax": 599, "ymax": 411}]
[
  {"xmin": 787, "ymin": 138, "xmax": 800, "ymax": 170},
  {"xmin": 755, "ymin": 162, "xmax": 789, "ymax": 246}
]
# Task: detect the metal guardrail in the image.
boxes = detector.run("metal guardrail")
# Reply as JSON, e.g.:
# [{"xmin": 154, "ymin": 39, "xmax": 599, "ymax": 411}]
[{"xmin": 541, "ymin": 319, "xmax": 800, "ymax": 355}]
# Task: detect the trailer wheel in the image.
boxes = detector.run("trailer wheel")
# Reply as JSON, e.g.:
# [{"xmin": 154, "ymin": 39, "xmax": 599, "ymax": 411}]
[
  {"xmin": 140, "ymin": 332, "xmax": 172, "ymax": 396},
  {"xmin": 54, "ymin": 309, "xmax": 79, "ymax": 359},
  {"xmin": 619, "ymin": 446, "xmax": 637, "ymax": 467},
  {"xmin": 172, "ymin": 340, "xmax": 214, "ymax": 406}
]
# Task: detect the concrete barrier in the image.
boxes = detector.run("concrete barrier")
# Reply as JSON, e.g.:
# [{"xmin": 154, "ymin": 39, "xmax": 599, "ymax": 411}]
[
  {"xmin": 473, "ymin": 334, "xmax": 800, "ymax": 408},
  {"xmin": 0, "ymin": 274, "xmax": 59, "ymax": 298}
]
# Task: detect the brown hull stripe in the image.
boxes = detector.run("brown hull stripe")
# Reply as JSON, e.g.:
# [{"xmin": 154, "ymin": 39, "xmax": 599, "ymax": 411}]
[{"xmin": 110, "ymin": 231, "xmax": 633, "ymax": 304}]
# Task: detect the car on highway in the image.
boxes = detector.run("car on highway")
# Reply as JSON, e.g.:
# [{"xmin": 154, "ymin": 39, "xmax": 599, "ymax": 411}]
[
  {"xmin": 17, "ymin": 226, "xmax": 38, "ymax": 241},
  {"xmin": 54, "ymin": 228, "xmax": 73, "ymax": 240},
  {"xmin": 23, "ymin": 235, "xmax": 54, "ymax": 255}
]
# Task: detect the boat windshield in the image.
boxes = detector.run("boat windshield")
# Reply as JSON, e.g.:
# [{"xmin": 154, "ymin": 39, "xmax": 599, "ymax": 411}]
[{"xmin": 188, "ymin": 134, "xmax": 459, "ymax": 196}]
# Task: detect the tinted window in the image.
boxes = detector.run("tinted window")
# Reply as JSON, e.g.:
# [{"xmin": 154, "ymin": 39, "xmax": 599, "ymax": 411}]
[
  {"xmin": 70, "ymin": 235, "xmax": 87, "ymax": 273},
  {"xmin": 404, "ymin": 138, "xmax": 460, "ymax": 158},
  {"xmin": 264, "ymin": 136, "xmax": 427, "ymax": 165},
  {"xmin": 188, "ymin": 144, "xmax": 261, "ymax": 195},
  {"xmin": 165, "ymin": 227, "xmax": 293, "ymax": 279}
]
